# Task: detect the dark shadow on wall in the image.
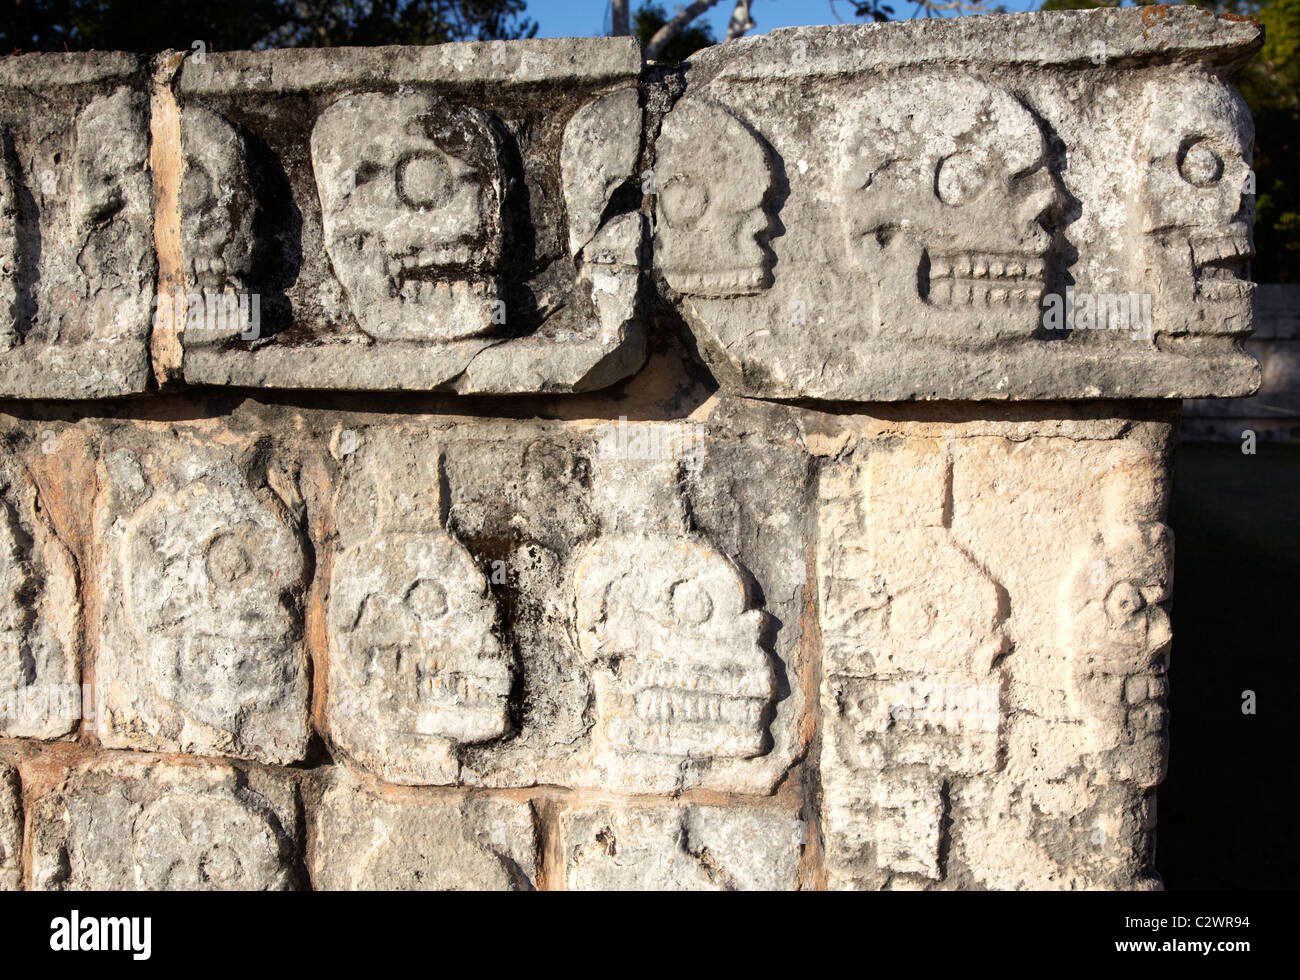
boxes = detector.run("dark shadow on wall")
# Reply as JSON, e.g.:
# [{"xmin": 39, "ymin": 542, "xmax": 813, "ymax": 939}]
[{"xmin": 1160, "ymin": 442, "xmax": 1300, "ymax": 889}]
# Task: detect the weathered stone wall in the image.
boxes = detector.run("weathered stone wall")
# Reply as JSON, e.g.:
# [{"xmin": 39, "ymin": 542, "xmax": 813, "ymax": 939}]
[{"xmin": 0, "ymin": 8, "xmax": 1260, "ymax": 890}]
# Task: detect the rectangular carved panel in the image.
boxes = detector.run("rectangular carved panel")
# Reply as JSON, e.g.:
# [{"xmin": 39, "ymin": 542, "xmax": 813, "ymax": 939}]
[
  {"xmin": 659, "ymin": 9, "xmax": 1262, "ymax": 400},
  {"xmin": 169, "ymin": 39, "xmax": 647, "ymax": 394},
  {"xmin": 0, "ymin": 55, "xmax": 154, "ymax": 398}
]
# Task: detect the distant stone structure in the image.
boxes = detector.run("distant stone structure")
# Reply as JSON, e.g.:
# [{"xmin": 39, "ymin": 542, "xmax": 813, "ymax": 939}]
[
  {"xmin": 1183, "ymin": 284, "xmax": 1300, "ymax": 441},
  {"xmin": 0, "ymin": 8, "xmax": 1264, "ymax": 890}
]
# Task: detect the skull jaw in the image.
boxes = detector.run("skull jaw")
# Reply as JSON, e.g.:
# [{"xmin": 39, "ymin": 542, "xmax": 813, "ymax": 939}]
[
  {"xmin": 186, "ymin": 236, "xmax": 250, "ymax": 295},
  {"xmin": 153, "ymin": 633, "xmax": 296, "ymax": 733},
  {"xmin": 1068, "ymin": 613, "xmax": 1172, "ymax": 786},
  {"xmin": 1143, "ymin": 233, "xmax": 1255, "ymax": 336},
  {"xmin": 327, "ymin": 227, "xmax": 504, "ymax": 343},
  {"xmin": 863, "ymin": 236, "xmax": 1049, "ymax": 346},
  {"xmin": 605, "ymin": 696, "xmax": 771, "ymax": 760},
  {"xmin": 358, "ymin": 644, "xmax": 512, "ymax": 744},
  {"xmin": 1070, "ymin": 669, "xmax": 1169, "ymax": 787},
  {"xmin": 657, "ymin": 215, "xmax": 774, "ymax": 299},
  {"xmin": 594, "ymin": 657, "xmax": 775, "ymax": 761}
]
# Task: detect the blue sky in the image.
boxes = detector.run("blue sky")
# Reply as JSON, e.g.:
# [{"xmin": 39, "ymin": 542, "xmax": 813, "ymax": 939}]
[{"xmin": 527, "ymin": 0, "xmax": 1046, "ymax": 39}]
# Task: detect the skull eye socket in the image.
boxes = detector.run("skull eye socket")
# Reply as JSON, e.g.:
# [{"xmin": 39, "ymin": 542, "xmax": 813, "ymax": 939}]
[
  {"xmin": 669, "ymin": 579, "xmax": 714, "ymax": 626},
  {"xmin": 396, "ymin": 152, "xmax": 455, "ymax": 210},
  {"xmin": 935, "ymin": 151, "xmax": 989, "ymax": 207},
  {"xmin": 1178, "ymin": 138, "xmax": 1224, "ymax": 188},
  {"xmin": 180, "ymin": 163, "xmax": 215, "ymax": 213},
  {"xmin": 660, "ymin": 175, "xmax": 710, "ymax": 230},
  {"xmin": 406, "ymin": 578, "xmax": 449, "ymax": 620},
  {"xmin": 1104, "ymin": 580, "xmax": 1146, "ymax": 627},
  {"xmin": 205, "ymin": 531, "xmax": 254, "ymax": 589}
]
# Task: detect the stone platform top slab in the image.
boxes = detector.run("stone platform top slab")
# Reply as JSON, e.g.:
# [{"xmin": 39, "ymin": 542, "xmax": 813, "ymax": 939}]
[
  {"xmin": 0, "ymin": 9, "xmax": 1266, "ymax": 401},
  {"xmin": 661, "ymin": 7, "xmax": 1262, "ymax": 401}
]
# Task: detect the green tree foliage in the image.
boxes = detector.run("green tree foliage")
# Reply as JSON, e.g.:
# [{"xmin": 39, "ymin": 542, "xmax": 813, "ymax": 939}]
[
  {"xmin": 1233, "ymin": 0, "xmax": 1300, "ymax": 280},
  {"xmin": 1, "ymin": 0, "xmax": 537, "ymax": 53},
  {"xmin": 634, "ymin": 2, "xmax": 717, "ymax": 63}
]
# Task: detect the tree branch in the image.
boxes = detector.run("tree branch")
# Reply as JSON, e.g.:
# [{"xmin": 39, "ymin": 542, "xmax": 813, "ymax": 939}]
[
  {"xmin": 611, "ymin": 0, "xmax": 630, "ymax": 36},
  {"xmin": 725, "ymin": 0, "xmax": 756, "ymax": 41},
  {"xmin": 644, "ymin": 0, "xmax": 726, "ymax": 61}
]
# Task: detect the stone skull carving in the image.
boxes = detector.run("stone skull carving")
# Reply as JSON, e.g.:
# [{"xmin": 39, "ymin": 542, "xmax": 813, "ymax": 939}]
[
  {"xmin": 574, "ymin": 535, "xmax": 775, "ymax": 760},
  {"xmin": 654, "ymin": 99, "xmax": 776, "ymax": 298},
  {"xmin": 1138, "ymin": 74, "xmax": 1254, "ymax": 333},
  {"xmin": 0, "ymin": 466, "xmax": 79, "ymax": 740},
  {"xmin": 131, "ymin": 791, "xmax": 292, "ymax": 890},
  {"xmin": 312, "ymin": 91, "xmax": 505, "ymax": 342},
  {"xmin": 70, "ymin": 87, "xmax": 151, "ymax": 343},
  {"xmin": 180, "ymin": 104, "xmax": 255, "ymax": 294},
  {"xmin": 329, "ymin": 532, "xmax": 512, "ymax": 748},
  {"xmin": 121, "ymin": 464, "xmax": 306, "ymax": 741},
  {"xmin": 839, "ymin": 79, "xmax": 1062, "ymax": 335},
  {"xmin": 1065, "ymin": 522, "xmax": 1173, "ymax": 784}
]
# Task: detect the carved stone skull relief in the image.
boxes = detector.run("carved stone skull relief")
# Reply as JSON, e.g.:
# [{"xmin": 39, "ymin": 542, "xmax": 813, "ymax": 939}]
[
  {"xmin": 1064, "ymin": 521, "xmax": 1173, "ymax": 785},
  {"xmin": 180, "ymin": 104, "xmax": 255, "ymax": 295},
  {"xmin": 1138, "ymin": 74, "xmax": 1254, "ymax": 334},
  {"xmin": 654, "ymin": 99, "xmax": 776, "ymax": 298},
  {"xmin": 131, "ymin": 790, "xmax": 293, "ymax": 890},
  {"xmin": 329, "ymin": 532, "xmax": 512, "ymax": 750},
  {"xmin": 0, "ymin": 464, "xmax": 80, "ymax": 740},
  {"xmin": 312, "ymin": 92, "xmax": 505, "ymax": 342},
  {"xmin": 70, "ymin": 86, "xmax": 151, "ymax": 344},
  {"xmin": 839, "ymin": 78, "xmax": 1063, "ymax": 339},
  {"xmin": 121, "ymin": 461, "xmax": 307, "ymax": 743},
  {"xmin": 574, "ymin": 535, "xmax": 775, "ymax": 761}
]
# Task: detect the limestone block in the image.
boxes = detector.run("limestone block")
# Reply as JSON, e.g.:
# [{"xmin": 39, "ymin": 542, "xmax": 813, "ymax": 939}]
[
  {"xmin": 30, "ymin": 759, "xmax": 299, "ymax": 890},
  {"xmin": 560, "ymin": 803, "xmax": 803, "ymax": 890},
  {"xmin": 321, "ymin": 422, "xmax": 808, "ymax": 796},
  {"xmin": 325, "ymin": 429, "xmax": 513, "ymax": 785},
  {"xmin": 0, "ymin": 762, "xmax": 19, "ymax": 890},
  {"xmin": 173, "ymin": 102, "xmax": 260, "ymax": 348},
  {"xmin": 555, "ymin": 449, "xmax": 807, "ymax": 795},
  {"xmin": 819, "ymin": 424, "xmax": 1174, "ymax": 888},
  {"xmin": 574, "ymin": 533, "xmax": 773, "ymax": 761},
  {"xmin": 307, "ymin": 771, "xmax": 536, "ymax": 890},
  {"xmin": 0, "ymin": 55, "xmax": 154, "ymax": 397},
  {"xmin": 562, "ymin": 88, "xmax": 642, "ymax": 256},
  {"xmin": 93, "ymin": 428, "xmax": 311, "ymax": 764},
  {"xmin": 0, "ymin": 454, "xmax": 81, "ymax": 739},
  {"xmin": 453, "ymin": 434, "xmax": 807, "ymax": 796},
  {"xmin": 659, "ymin": 9, "xmax": 1261, "ymax": 400},
  {"xmin": 173, "ymin": 39, "xmax": 647, "ymax": 394}
]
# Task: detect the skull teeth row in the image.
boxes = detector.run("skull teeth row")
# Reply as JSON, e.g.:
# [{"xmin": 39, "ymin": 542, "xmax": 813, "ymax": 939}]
[
  {"xmin": 389, "ymin": 277, "xmax": 497, "ymax": 305},
  {"xmin": 188, "ymin": 257, "xmax": 241, "ymax": 282},
  {"xmin": 635, "ymin": 687, "xmax": 767, "ymax": 726},
  {"xmin": 930, "ymin": 254, "xmax": 1046, "ymax": 282},
  {"xmin": 412, "ymin": 668, "xmax": 510, "ymax": 704},
  {"xmin": 625, "ymin": 727, "xmax": 764, "ymax": 758},
  {"xmin": 1191, "ymin": 236, "xmax": 1254, "ymax": 267},
  {"xmin": 382, "ymin": 247, "xmax": 479, "ymax": 276},
  {"xmin": 662, "ymin": 267, "xmax": 769, "ymax": 296},
  {"xmin": 929, "ymin": 281, "xmax": 1043, "ymax": 307},
  {"xmin": 626, "ymin": 660, "xmax": 772, "ymax": 699},
  {"xmin": 1196, "ymin": 278, "xmax": 1253, "ymax": 301},
  {"xmin": 1126, "ymin": 699, "xmax": 1167, "ymax": 735}
]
